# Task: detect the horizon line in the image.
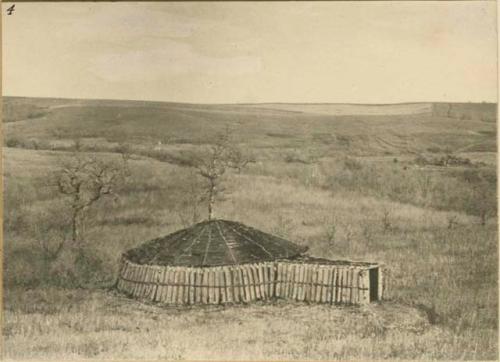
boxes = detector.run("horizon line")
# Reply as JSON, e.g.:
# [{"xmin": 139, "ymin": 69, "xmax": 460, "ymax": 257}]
[{"xmin": 2, "ymin": 94, "xmax": 498, "ymax": 106}]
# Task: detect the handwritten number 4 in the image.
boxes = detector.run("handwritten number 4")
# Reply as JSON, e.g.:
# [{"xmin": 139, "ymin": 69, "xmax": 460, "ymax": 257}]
[{"xmin": 6, "ymin": 4, "xmax": 15, "ymax": 15}]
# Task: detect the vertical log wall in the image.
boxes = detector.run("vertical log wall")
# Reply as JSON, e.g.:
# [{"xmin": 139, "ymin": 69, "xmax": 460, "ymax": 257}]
[{"xmin": 117, "ymin": 259, "xmax": 386, "ymax": 306}]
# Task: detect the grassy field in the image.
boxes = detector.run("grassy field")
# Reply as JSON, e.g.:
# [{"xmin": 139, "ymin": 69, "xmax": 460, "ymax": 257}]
[{"xmin": 2, "ymin": 97, "xmax": 498, "ymax": 360}]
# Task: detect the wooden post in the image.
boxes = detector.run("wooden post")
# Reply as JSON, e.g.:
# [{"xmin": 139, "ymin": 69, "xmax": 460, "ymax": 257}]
[
  {"xmin": 270, "ymin": 263, "xmax": 276, "ymax": 298},
  {"xmin": 333, "ymin": 267, "xmax": 339, "ymax": 304},
  {"xmin": 326, "ymin": 267, "xmax": 333, "ymax": 304},
  {"xmin": 142, "ymin": 266, "xmax": 151, "ymax": 299},
  {"xmin": 140, "ymin": 266, "xmax": 149, "ymax": 298},
  {"xmin": 223, "ymin": 266, "xmax": 232, "ymax": 303},
  {"xmin": 339, "ymin": 267, "xmax": 345, "ymax": 304},
  {"xmin": 344, "ymin": 268, "xmax": 350, "ymax": 304},
  {"xmin": 378, "ymin": 265, "xmax": 384, "ymax": 301},
  {"xmin": 131, "ymin": 265, "xmax": 139, "ymax": 298},
  {"xmin": 321, "ymin": 267, "xmax": 328, "ymax": 303},
  {"xmin": 180, "ymin": 268, "xmax": 186, "ymax": 304},
  {"xmin": 233, "ymin": 267, "xmax": 241, "ymax": 303},
  {"xmin": 241, "ymin": 266, "xmax": 250, "ymax": 302},
  {"xmin": 201, "ymin": 268, "xmax": 208, "ymax": 304},
  {"xmin": 132, "ymin": 265, "xmax": 140, "ymax": 298},
  {"xmin": 315, "ymin": 265, "xmax": 321, "ymax": 303},
  {"xmin": 359, "ymin": 269, "xmax": 370, "ymax": 304},
  {"xmin": 238, "ymin": 266, "xmax": 246, "ymax": 303},
  {"xmin": 349, "ymin": 267, "xmax": 355, "ymax": 304},
  {"xmin": 352, "ymin": 268, "xmax": 359, "ymax": 305},
  {"xmin": 291, "ymin": 264, "xmax": 298, "ymax": 300},
  {"xmin": 303, "ymin": 264, "xmax": 310, "ymax": 302},
  {"xmin": 197, "ymin": 269, "xmax": 203, "ymax": 304},
  {"xmin": 157, "ymin": 267, "xmax": 166, "ymax": 302},
  {"xmin": 297, "ymin": 263, "xmax": 304, "ymax": 301},
  {"xmin": 208, "ymin": 268, "xmax": 215, "ymax": 304},
  {"xmin": 283, "ymin": 262, "xmax": 290, "ymax": 298},
  {"xmin": 259, "ymin": 264, "xmax": 266, "ymax": 300},
  {"xmin": 188, "ymin": 269, "xmax": 195, "ymax": 304},
  {"xmin": 183, "ymin": 268, "xmax": 189, "ymax": 304}
]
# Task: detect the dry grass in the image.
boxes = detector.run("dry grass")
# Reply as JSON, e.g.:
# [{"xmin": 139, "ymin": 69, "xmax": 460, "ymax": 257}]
[
  {"xmin": 2, "ymin": 287, "xmax": 496, "ymax": 360},
  {"xmin": 2, "ymin": 98, "xmax": 498, "ymax": 360}
]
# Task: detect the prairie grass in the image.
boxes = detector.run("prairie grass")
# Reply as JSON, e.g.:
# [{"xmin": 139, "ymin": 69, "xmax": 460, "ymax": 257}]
[
  {"xmin": 2, "ymin": 288, "xmax": 497, "ymax": 360},
  {"xmin": 2, "ymin": 98, "xmax": 498, "ymax": 360}
]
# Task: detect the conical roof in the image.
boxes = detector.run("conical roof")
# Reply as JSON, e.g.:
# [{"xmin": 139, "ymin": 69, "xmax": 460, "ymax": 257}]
[{"xmin": 124, "ymin": 219, "xmax": 308, "ymax": 267}]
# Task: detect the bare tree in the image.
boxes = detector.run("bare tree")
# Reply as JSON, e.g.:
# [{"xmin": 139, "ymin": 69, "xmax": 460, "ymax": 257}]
[
  {"xmin": 52, "ymin": 150, "xmax": 129, "ymax": 245},
  {"xmin": 176, "ymin": 170, "xmax": 204, "ymax": 227},
  {"xmin": 189, "ymin": 129, "xmax": 252, "ymax": 220}
]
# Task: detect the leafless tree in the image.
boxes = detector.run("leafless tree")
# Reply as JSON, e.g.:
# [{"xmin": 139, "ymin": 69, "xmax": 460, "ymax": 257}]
[
  {"xmin": 52, "ymin": 150, "xmax": 129, "ymax": 245},
  {"xmin": 189, "ymin": 129, "xmax": 253, "ymax": 220},
  {"xmin": 176, "ymin": 170, "xmax": 203, "ymax": 227}
]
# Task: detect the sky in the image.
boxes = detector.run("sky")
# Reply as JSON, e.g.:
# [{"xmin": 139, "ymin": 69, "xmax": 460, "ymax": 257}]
[{"xmin": 2, "ymin": 2, "xmax": 498, "ymax": 104}]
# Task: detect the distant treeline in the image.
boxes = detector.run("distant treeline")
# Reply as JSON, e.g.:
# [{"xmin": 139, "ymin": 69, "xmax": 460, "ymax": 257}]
[{"xmin": 432, "ymin": 103, "xmax": 497, "ymax": 122}]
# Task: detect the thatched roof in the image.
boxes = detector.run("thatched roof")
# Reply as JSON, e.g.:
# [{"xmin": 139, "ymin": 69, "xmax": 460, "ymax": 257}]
[{"xmin": 124, "ymin": 219, "xmax": 308, "ymax": 267}]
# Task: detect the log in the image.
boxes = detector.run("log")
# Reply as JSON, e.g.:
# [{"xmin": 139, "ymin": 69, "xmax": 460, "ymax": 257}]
[
  {"xmin": 201, "ymin": 269, "xmax": 208, "ymax": 304},
  {"xmin": 132, "ymin": 265, "xmax": 140, "ymax": 297},
  {"xmin": 208, "ymin": 268, "xmax": 215, "ymax": 304},
  {"xmin": 223, "ymin": 266, "xmax": 232, "ymax": 303},
  {"xmin": 171, "ymin": 269, "xmax": 179, "ymax": 304},
  {"xmin": 193, "ymin": 269, "xmax": 200, "ymax": 304},
  {"xmin": 347, "ymin": 268, "xmax": 353, "ymax": 304},
  {"xmin": 188, "ymin": 268, "xmax": 195, "ymax": 304},
  {"xmin": 164, "ymin": 268, "xmax": 172, "ymax": 304},
  {"xmin": 326, "ymin": 267, "xmax": 333, "ymax": 304},
  {"xmin": 242, "ymin": 265, "xmax": 252, "ymax": 302},
  {"xmin": 182, "ymin": 268, "xmax": 188, "ymax": 304},
  {"xmin": 269, "ymin": 263, "xmax": 275, "ymax": 298},
  {"xmin": 237, "ymin": 267, "xmax": 245, "ymax": 302},
  {"xmin": 337, "ymin": 268, "xmax": 343, "ymax": 304},
  {"xmin": 297, "ymin": 263, "xmax": 305, "ymax": 301},
  {"xmin": 378, "ymin": 266, "xmax": 384, "ymax": 301},
  {"xmin": 258, "ymin": 264, "xmax": 268, "ymax": 300},
  {"xmin": 251, "ymin": 264, "xmax": 261, "ymax": 300},
  {"xmin": 175, "ymin": 267, "xmax": 184, "ymax": 304},
  {"xmin": 141, "ymin": 266, "xmax": 150, "ymax": 298},
  {"xmin": 315, "ymin": 265, "xmax": 322, "ymax": 303},
  {"xmin": 275, "ymin": 262, "xmax": 283, "ymax": 298},
  {"xmin": 231, "ymin": 267, "xmax": 240, "ymax": 303},
  {"xmin": 332, "ymin": 267, "xmax": 338, "ymax": 304},
  {"xmin": 142, "ymin": 266, "xmax": 151, "ymax": 299},
  {"xmin": 258, "ymin": 264, "xmax": 266, "ymax": 300},
  {"xmin": 321, "ymin": 267, "xmax": 328, "ymax": 303},
  {"xmin": 352, "ymin": 268, "xmax": 359, "ymax": 305},
  {"xmin": 245, "ymin": 265, "xmax": 257, "ymax": 301},
  {"xmin": 212, "ymin": 268, "xmax": 218, "ymax": 304},
  {"xmin": 196, "ymin": 269, "xmax": 202, "ymax": 304},
  {"xmin": 362, "ymin": 269, "xmax": 370, "ymax": 304},
  {"xmin": 309, "ymin": 264, "xmax": 316, "ymax": 302},
  {"xmin": 343, "ymin": 268, "xmax": 349, "ymax": 304},
  {"xmin": 156, "ymin": 267, "xmax": 166, "ymax": 302},
  {"xmin": 131, "ymin": 265, "xmax": 140, "ymax": 297},
  {"xmin": 344, "ymin": 268, "xmax": 351, "ymax": 304},
  {"xmin": 218, "ymin": 267, "xmax": 225, "ymax": 304},
  {"xmin": 247, "ymin": 265, "xmax": 257, "ymax": 301},
  {"xmin": 288, "ymin": 263, "xmax": 294, "ymax": 300},
  {"xmin": 311, "ymin": 265, "xmax": 318, "ymax": 302},
  {"xmin": 302, "ymin": 264, "xmax": 310, "ymax": 302}
]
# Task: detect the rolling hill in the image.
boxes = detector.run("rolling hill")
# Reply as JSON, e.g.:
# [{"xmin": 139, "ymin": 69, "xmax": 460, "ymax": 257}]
[{"xmin": 2, "ymin": 97, "xmax": 497, "ymax": 159}]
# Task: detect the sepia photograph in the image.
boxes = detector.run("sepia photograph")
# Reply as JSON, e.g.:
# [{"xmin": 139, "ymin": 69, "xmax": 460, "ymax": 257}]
[{"xmin": 1, "ymin": 1, "xmax": 498, "ymax": 360}]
